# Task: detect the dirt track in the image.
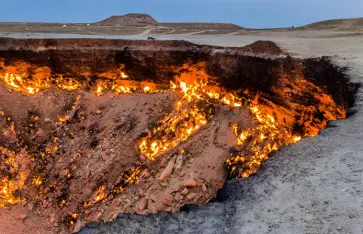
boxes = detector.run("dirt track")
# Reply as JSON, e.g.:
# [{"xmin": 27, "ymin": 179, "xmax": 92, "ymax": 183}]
[{"xmin": 0, "ymin": 30, "xmax": 363, "ymax": 234}]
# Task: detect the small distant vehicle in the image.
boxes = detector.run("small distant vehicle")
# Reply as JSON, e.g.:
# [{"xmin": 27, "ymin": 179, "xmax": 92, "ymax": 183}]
[{"xmin": 147, "ymin": 37, "xmax": 156, "ymax": 40}]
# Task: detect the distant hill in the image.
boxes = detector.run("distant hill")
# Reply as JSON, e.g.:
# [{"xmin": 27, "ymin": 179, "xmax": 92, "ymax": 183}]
[
  {"xmin": 97, "ymin": 14, "xmax": 159, "ymax": 26},
  {"xmin": 302, "ymin": 17, "xmax": 363, "ymax": 30},
  {"xmin": 95, "ymin": 14, "xmax": 243, "ymax": 30}
]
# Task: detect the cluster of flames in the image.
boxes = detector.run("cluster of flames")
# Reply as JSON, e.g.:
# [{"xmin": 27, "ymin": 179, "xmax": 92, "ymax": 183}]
[
  {"xmin": 0, "ymin": 60, "xmax": 346, "ymax": 225},
  {"xmin": 0, "ymin": 147, "xmax": 30, "ymax": 208},
  {"xmin": 227, "ymin": 103, "xmax": 302, "ymax": 178},
  {"xmin": 0, "ymin": 60, "xmax": 162, "ymax": 96},
  {"xmin": 135, "ymin": 63, "xmax": 304, "ymax": 179},
  {"xmin": 137, "ymin": 63, "xmax": 242, "ymax": 160}
]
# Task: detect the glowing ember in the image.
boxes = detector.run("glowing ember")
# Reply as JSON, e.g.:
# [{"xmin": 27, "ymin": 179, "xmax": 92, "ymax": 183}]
[
  {"xmin": 91, "ymin": 185, "xmax": 106, "ymax": 204},
  {"xmin": 94, "ymin": 80, "xmax": 108, "ymax": 96},
  {"xmin": 56, "ymin": 77, "xmax": 80, "ymax": 91},
  {"xmin": 32, "ymin": 176, "xmax": 43, "ymax": 187},
  {"xmin": 112, "ymin": 83, "xmax": 133, "ymax": 94},
  {"xmin": 121, "ymin": 72, "xmax": 128, "ymax": 79},
  {"xmin": 143, "ymin": 86, "xmax": 151, "ymax": 93}
]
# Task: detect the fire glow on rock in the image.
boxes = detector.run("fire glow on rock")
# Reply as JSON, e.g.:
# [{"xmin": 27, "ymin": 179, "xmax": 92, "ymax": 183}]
[{"xmin": 0, "ymin": 60, "xmax": 347, "ymax": 229}]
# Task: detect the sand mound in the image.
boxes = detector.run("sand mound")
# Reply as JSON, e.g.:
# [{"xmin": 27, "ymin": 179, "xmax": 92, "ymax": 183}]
[
  {"xmin": 243, "ymin": 40, "xmax": 284, "ymax": 54},
  {"xmin": 97, "ymin": 14, "xmax": 159, "ymax": 26}
]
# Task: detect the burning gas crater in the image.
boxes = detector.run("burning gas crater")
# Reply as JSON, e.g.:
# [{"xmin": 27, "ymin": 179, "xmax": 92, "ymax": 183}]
[{"xmin": 0, "ymin": 50, "xmax": 356, "ymax": 233}]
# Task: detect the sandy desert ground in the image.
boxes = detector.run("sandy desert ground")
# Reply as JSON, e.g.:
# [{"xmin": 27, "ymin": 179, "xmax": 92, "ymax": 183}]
[{"xmin": 0, "ymin": 23, "xmax": 362, "ymax": 234}]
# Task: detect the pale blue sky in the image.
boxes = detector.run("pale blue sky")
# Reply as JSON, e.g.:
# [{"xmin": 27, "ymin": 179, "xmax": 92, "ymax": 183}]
[{"xmin": 0, "ymin": 0, "xmax": 362, "ymax": 28}]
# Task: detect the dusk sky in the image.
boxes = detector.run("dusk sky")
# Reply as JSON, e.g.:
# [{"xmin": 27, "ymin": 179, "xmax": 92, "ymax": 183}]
[{"xmin": 0, "ymin": 0, "xmax": 362, "ymax": 28}]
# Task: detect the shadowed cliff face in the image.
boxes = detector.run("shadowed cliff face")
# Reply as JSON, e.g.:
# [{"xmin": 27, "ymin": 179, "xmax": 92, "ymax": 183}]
[{"xmin": 0, "ymin": 38, "xmax": 359, "ymax": 233}]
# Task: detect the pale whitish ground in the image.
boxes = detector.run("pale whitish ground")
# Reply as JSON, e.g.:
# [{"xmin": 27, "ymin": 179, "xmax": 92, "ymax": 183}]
[{"xmin": 3, "ymin": 30, "xmax": 363, "ymax": 234}]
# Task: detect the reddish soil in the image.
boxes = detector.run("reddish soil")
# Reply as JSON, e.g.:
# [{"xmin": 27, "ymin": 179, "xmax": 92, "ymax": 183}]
[
  {"xmin": 0, "ymin": 85, "xmax": 251, "ymax": 233},
  {"xmin": 243, "ymin": 40, "xmax": 284, "ymax": 54}
]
